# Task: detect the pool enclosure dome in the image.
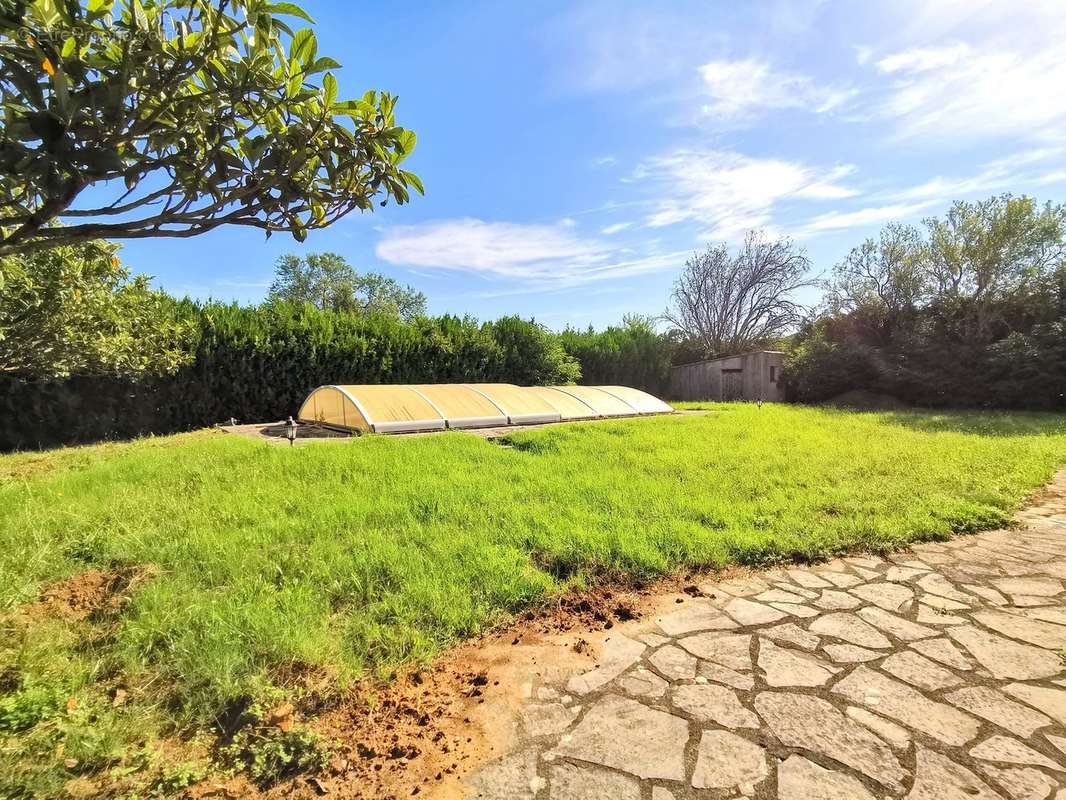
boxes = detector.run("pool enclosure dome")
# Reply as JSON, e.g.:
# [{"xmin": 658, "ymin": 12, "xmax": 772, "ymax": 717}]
[{"xmin": 297, "ymin": 383, "xmax": 673, "ymax": 434}]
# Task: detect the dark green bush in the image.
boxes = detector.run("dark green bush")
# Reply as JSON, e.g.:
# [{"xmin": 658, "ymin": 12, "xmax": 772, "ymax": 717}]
[
  {"xmin": 1, "ymin": 304, "xmax": 583, "ymax": 451},
  {"xmin": 559, "ymin": 316, "xmax": 675, "ymax": 395}
]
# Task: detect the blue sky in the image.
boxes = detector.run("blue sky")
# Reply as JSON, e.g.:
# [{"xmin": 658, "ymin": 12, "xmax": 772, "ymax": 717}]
[{"xmin": 116, "ymin": 0, "xmax": 1066, "ymax": 329}]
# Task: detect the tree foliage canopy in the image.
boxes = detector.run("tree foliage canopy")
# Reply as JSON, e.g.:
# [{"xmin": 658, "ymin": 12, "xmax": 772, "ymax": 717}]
[
  {"xmin": 790, "ymin": 195, "xmax": 1066, "ymax": 408},
  {"xmin": 267, "ymin": 251, "xmax": 427, "ymax": 320},
  {"xmin": 0, "ymin": 0, "xmax": 422, "ymax": 256},
  {"xmin": 0, "ymin": 238, "xmax": 190, "ymax": 377}
]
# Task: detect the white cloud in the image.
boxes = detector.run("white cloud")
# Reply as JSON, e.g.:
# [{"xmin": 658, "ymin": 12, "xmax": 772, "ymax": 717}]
[
  {"xmin": 795, "ymin": 202, "xmax": 936, "ymax": 236},
  {"xmin": 600, "ymin": 222, "xmax": 633, "ymax": 235},
  {"xmin": 633, "ymin": 150, "xmax": 858, "ymax": 241},
  {"xmin": 793, "ymin": 147, "xmax": 1066, "ymax": 237},
  {"xmin": 871, "ymin": 39, "xmax": 1066, "ymax": 142},
  {"xmin": 875, "ymin": 44, "xmax": 970, "ymax": 74},
  {"xmin": 375, "ymin": 218, "xmax": 682, "ymax": 287},
  {"xmin": 698, "ymin": 59, "xmax": 854, "ymax": 122}
]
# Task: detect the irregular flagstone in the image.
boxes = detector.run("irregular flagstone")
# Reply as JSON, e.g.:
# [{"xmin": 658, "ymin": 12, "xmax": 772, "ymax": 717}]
[
  {"xmin": 1010, "ymin": 594, "xmax": 1055, "ymax": 607},
  {"xmin": 921, "ymin": 593, "xmax": 971, "ymax": 612},
  {"xmin": 722, "ymin": 596, "xmax": 788, "ymax": 626},
  {"xmin": 648, "ymin": 645, "xmax": 697, "ymax": 680},
  {"xmin": 917, "ymin": 604, "xmax": 967, "ymax": 625},
  {"xmin": 846, "ymin": 706, "xmax": 911, "ymax": 750},
  {"xmin": 671, "ymin": 684, "xmax": 758, "ymax": 728},
  {"xmin": 551, "ymin": 694, "xmax": 688, "ymax": 781},
  {"xmin": 993, "ymin": 576, "xmax": 1063, "ymax": 596},
  {"xmin": 880, "ymin": 650, "xmax": 964, "ymax": 690},
  {"xmin": 822, "ymin": 571, "xmax": 863, "ymax": 588},
  {"xmin": 970, "ymin": 735, "xmax": 1063, "ymax": 770},
  {"xmin": 521, "ymin": 702, "xmax": 578, "ymax": 737},
  {"xmin": 946, "ymin": 686, "xmax": 1054, "ymax": 738},
  {"xmin": 678, "ymin": 632, "xmax": 752, "ymax": 671},
  {"xmin": 917, "ymin": 572, "xmax": 975, "ymax": 603},
  {"xmin": 964, "ymin": 584, "xmax": 1009, "ymax": 605},
  {"xmin": 1004, "ymin": 683, "xmax": 1066, "ymax": 727},
  {"xmin": 467, "ymin": 747, "xmax": 541, "ymax": 799},
  {"xmin": 853, "ymin": 566, "xmax": 881, "ymax": 580},
  {"xmin": 763, "ymin": 622, "xmax": 820, "ymax": 651},
  {"xmin": 754, "ymin": 692, "xmax": 906, "ymax": 789},
  {"xmin": 980, "ymin": 764, "xmax": 1058, "ymax": 800},
  {"xmin": 948, "ymin": 625, "xmax": 1062, "ymax": 680},
  {"xmin": 815, "ymin": 590, "xmax": 862, "ymax": 610},
  {"xmin": 713, "ymin": 576, "xmax": 772, "ymax": 597},
  {"xmin": 638, "ymin": 632, "xmax": 671, "ymax": 648},
  {"xmin": 548, "ymin": 763, "xmax": 641, "ymax": 800},
  {"xmin": 786, "ymin": 569, "xmax": 832, "ymax": 589},
  {"xmin": 824, "ymin": 643, "xmax": 882, "ymax": 663},
  {"xmin": 776, "ymin": 754, "xmax": 876, "ymax": 800},
  {"xmin": 886, "ymin": 565, "xmax": 927, "ymax": 582},
  {"xmin": 850, "ymin": 582, "xmax": 915, "ymax": 612},
  {"xmin": 1024, "ymin": 606, "xmax": 1066, "ymax": 626},
  {"xmin": 757, "ymin": 639, "xmax": 839, "ymax": 687},
  {"xmin": 770, "ymin": 602, "xmax": 819, "ymax": 618},
  {"xmin": 656, "ymin": 599, "xmax": 738, "ymax": 636},
  {"xmin": 844, "ymin": 556, "xmax": 884, "ymax": 569},
  {"xmin": 650, "ymin": 788, "xmax": 675, "ymax": 800},
  {"xmin": 691, "ymin": 730, "xmax": 768, "ymax": 790},
  {"xmin": 857, "ymin": 606, "xmax": 938, "ymax": 641},
  {"xmin": 774, "ymin": 582, "xmax": 818, "ymax": 599},
  {"xmin": 566, "ymin": 634, "xmax": 646, "ymax": 695},
  {"xmin": 907, "ymin": 747, "xmax": 1001, "ymax": 800},
  {"xmin": 909, "ymin": 637, "xmax": 974, "ymax": 670},
  {"xmin": 973, "ymin": 609, "xmax": 1066, "ymax": 649},
  {"xmin": 809, "ymin": 612, "xmax": 892, "ymax": 648},
  {"xmin": 755, "ymin": 588, "xmax": 809, "ymax": 604},
  {"xmin": 698, "ymin": 661, "xmax": 755, "ymax": 690},
  {"xmin": 617, "ymin": 667, "xmax": 668, "ymax": 699},
  {"xmin": 832, "ymin": 666, "xmax": 980, "ymax": 746}
]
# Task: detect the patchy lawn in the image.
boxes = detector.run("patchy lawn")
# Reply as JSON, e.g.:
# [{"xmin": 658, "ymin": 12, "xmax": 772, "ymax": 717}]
[{"xmin": 2, "ymin": 403, "xmax": 1065, "ymax": 795}]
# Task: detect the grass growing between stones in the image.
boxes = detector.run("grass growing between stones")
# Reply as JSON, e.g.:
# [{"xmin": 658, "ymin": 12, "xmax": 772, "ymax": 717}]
[{"xmin": 2, "ymin": 403, "xmax": 1065, "ymax": 795}]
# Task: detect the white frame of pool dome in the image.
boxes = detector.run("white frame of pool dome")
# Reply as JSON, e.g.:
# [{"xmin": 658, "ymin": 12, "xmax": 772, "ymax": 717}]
[{"xmin": 296, "ymin": 383, "xmax": 673, "ymax": 434}]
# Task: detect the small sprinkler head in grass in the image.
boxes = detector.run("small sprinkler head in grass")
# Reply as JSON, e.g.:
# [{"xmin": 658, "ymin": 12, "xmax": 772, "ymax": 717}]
[
  {"xmin": 285, "ymin": 416, "xmax": 297, "ymax": 446},
  {"xmin": 757, "ymin": 398, "xmax": 763, "ymax": 409}
]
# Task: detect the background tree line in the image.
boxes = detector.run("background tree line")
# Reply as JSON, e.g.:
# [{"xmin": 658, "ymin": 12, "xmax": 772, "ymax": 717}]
[
  {"xmin": 3, "ymin": 193, "xmax": 1064, "ymax": 450},
  {"xmin": 787, "ymin": 195, "xmax": 1066, "ymax": 409}
]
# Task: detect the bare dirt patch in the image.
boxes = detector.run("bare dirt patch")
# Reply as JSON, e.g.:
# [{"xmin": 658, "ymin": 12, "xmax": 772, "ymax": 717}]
[
  {"xmin": 223, "ymin": 567, "xmax": 768, "ymax": 799},
  {"xmin": 31, "ymin": 566, "xmax": 149, "ymax": 621}
]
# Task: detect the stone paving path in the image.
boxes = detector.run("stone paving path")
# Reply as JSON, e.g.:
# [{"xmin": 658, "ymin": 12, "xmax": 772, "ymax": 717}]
[{"xmin": 466, "ymin": 471, "xmax": 1066, "ymax": 799}]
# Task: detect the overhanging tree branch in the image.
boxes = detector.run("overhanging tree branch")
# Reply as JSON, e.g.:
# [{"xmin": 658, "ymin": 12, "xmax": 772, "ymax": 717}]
[{"xmin": 0, "ymin": 0, "xmax": 423, "ymax": 257}]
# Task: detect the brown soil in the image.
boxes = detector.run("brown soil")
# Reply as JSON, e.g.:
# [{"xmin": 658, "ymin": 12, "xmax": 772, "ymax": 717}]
[
  {"xmin": 207, "ymin": 567, "xmax": 765, "ymax": 800},
  {"xmin": 30, "ymin": 566, "xmax": 150, "ymax": 621}
]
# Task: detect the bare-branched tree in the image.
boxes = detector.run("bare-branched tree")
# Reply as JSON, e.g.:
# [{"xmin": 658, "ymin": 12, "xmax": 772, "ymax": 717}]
[{"xmin": 665, "ymin": 232, "xmax": 813, "ymax": 357}]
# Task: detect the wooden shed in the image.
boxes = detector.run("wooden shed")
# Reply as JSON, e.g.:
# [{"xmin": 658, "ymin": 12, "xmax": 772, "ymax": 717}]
[{"xmin": 669, "ymin": 350, "xmax": 785, "ymax": 402}]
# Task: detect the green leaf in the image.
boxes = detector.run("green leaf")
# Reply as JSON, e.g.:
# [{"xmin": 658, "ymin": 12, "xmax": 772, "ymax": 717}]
[
  {"xmin": 290, "ymin": 29, "xmax": 317, "ymax": 66},
  {"xmin": 306, "ymin": 56, "xmax": 342, "ymax": 75},
  {"xmin": 86, "ymin": 0, "xmax": 114, "ymax": 17},
  {"xmin": 266, "ymin": 2, "xmax": 316, "ymax": 24},
  {"xmin": 396, "ymin": 129, "xmax": 416, "ymax": 156},
  {"xmin": 130, "ymin": 0, "xmax": 148, "ymax": 30},
  {"xmin": 322, "ymin": 73, "xmax": 337, "ymax": 107},
  {"xmin": 402, "ymin": 170, "xmax": 424, "ymax": 196}
]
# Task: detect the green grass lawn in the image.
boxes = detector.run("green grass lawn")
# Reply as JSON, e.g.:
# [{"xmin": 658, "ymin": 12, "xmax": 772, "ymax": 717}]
[{"xmin": 3, "ymin": 403, "xmax": 1066, "ymax": 795}]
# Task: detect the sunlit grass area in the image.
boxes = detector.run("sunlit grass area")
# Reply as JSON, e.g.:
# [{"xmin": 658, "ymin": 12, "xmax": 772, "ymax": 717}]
[{"xmin": 3, "ymin": 403, "xmax": 1066, "ymax": 794}]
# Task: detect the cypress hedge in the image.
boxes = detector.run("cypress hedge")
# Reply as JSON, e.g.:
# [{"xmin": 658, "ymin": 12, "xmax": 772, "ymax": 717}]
[{"xmin": 3, "ymin": 303, "xmax": 582, "ymax": 451}]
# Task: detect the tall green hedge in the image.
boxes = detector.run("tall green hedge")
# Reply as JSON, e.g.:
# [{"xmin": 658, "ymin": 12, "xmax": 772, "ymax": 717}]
[
  {"xmin": 558, "ymin": 317, "xmax": 676, "ymax": 396},
  {"xmin": 2, "ymin": 303, "xmax": 581, "ymax": 451}
]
